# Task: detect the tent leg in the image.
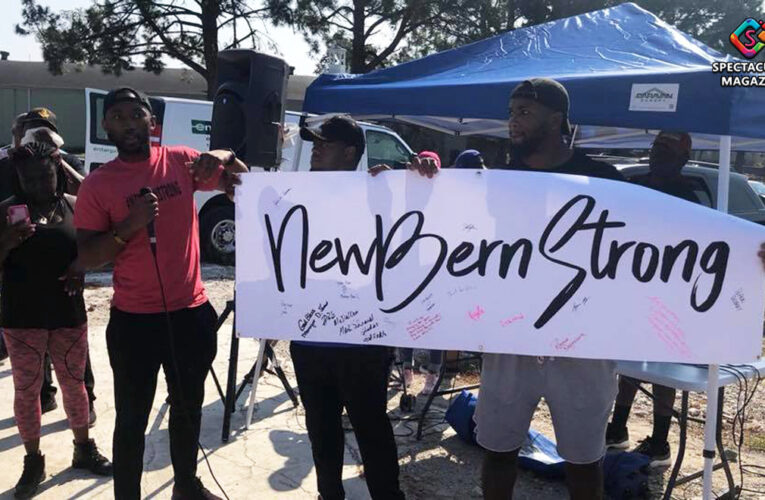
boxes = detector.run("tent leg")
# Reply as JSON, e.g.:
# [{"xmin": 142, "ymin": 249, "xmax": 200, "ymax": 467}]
[
  {"xmin": 717, "ymin": 135, "xmax": 732, "ymax": 212},
  {"xmin": 702, "ymin": 365, "xmax": 719, "ymax": 500},
  {"xmin": 703, "ymin": 135, "xmax": 731, "ymax": 499}
]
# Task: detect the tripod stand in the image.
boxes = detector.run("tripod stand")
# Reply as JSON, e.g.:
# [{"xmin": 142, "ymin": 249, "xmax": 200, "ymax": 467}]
[{"xmin": 211, "ymin": 299, "xmax": 299, "ymax": 443}]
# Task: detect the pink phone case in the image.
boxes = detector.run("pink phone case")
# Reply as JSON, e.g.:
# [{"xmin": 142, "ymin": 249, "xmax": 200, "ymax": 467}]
[{"xmin": 8, "ymin": 205, "xmax": 30, "ymax": 225}]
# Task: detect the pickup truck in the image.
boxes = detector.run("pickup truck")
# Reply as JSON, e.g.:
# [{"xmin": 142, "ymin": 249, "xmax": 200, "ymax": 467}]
[{"xmin": 596, "ymin": 157, "xmax": 765, "ymax": 225}]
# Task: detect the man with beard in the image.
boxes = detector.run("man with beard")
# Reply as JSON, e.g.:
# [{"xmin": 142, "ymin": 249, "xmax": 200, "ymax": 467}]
[
  {"xmin": 606, "ymin": 131, "xmax": 698, "ymax": 467},
  {"xmin": 636, "ymin": 131, "xmax": 699, "ymax": 203},
  {"xmin": 474, "ymin": 78, "xmax": 624, "ymax": 500},
  {"xmin": 73, "ymin": 87, "xmax": 246, "ymax": 500}
]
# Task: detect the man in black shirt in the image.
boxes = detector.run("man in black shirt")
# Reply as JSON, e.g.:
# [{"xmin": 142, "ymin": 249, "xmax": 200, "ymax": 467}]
[
  {"xmin": 474, "ymin": 78, "xmax": 623, "ymax": 500},
  {"xmin": 606, "ymin": 131, "xmax": 699, "ymax": 467},
  {"xmin": 635, "ymin": 131, "xmax": 699, "ymax": 203},
  {"xmin": 292, "ymin": 116, "xmax": 405, "ymax": 500}
]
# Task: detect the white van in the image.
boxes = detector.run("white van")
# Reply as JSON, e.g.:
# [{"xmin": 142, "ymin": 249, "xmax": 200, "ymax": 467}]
[{"xmin": 85, "ymin": 88, "xmax": 414, "ymax": 263}]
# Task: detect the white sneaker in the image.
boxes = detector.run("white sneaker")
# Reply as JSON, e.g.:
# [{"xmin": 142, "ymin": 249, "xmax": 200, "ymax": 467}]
[{"xmin": 420, "ymin": 373, "xmax": 439, "ymax": 395}]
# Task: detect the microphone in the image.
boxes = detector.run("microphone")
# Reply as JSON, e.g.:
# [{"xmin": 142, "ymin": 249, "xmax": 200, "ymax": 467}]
[{"xmin": 139, "ymin": 187, "xmax": 157, "ymax": 256}]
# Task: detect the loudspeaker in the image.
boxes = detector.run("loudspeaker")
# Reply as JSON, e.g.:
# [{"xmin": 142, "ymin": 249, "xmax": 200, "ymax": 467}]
[{"xmin": 210, "ymin": 50, "xmax": 291, "ymax": 168}]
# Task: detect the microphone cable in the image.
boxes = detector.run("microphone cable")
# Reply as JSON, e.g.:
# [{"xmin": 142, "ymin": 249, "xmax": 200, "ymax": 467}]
[{"xmin": 142, "ymin": 188, "xmax": 230, "ymax": 500}]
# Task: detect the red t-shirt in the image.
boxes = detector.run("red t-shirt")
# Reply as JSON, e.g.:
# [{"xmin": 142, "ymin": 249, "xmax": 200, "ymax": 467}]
[{"xmin": 74, "ymin": 146, "xmax": 222, "ymax": 313}]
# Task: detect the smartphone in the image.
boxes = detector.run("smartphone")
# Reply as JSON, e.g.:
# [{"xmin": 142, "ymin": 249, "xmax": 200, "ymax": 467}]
[{"xmin": 8, "ymin": 205, "xmax": 30, "ymax": 225}]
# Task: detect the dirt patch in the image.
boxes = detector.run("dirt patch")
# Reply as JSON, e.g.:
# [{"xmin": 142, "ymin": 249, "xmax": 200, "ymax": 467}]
[{"xmin": 84, "ymin": 266, "xmax": 765, "ymax": 499}]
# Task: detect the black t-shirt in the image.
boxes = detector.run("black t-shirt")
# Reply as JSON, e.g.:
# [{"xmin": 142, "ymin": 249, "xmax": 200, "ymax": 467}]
[
  {"xmin": 500, "ymin": 148, "xmax": 626, "ymax": 182},
  {"xmin": 1, "ymin": 195, "xmax": 86, "ymax": 329},
  {"xmin": 635, "ymin": 176, "xmax": 701, "ymax": 204}
]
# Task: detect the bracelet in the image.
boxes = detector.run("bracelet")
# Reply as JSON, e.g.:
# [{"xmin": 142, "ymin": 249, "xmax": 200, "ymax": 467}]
[{"xmin": 112, "ymin": 229, "xmax": 127, "ymax": 246}]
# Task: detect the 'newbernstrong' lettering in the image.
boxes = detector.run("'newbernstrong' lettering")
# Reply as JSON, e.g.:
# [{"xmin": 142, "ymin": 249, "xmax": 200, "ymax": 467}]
[{"xmin": 265, "ymin": 195, "xmax": 729, "ymax": 329}]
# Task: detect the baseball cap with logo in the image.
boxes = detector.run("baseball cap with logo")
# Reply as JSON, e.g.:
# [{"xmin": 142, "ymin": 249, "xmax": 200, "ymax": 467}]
[
  {"xmin": 300, "ymin": 115, "xmax": 365, "ymax": 154},
  {"xmin": 103, "ymin": 87, "xmax": 153, "ymax": 118},
  {"xmin": 510, "ymin": 78, "xmax": 572, "ymax": 136},
  {"xmin": 20, "ymin": 107, "xmax": 58, "ymax": 133}
]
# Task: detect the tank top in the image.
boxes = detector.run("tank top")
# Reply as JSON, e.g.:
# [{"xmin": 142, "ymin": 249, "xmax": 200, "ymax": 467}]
[{"xmin": 1, "ymin": 196, "xmax": 87, "ymax": 329}]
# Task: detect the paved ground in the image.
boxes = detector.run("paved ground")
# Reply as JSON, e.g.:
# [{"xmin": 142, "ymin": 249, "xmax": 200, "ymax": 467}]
[{"xmin": 0, "ymin": 323, "xmax": 382, "ymax": 499}]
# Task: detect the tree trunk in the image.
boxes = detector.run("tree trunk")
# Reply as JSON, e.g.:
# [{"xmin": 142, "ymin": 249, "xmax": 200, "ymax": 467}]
[
  {"xmin": 201, "ymin": 0, "xmax": 220, "ymax": 100},
  {"xmin": 505, "ymin": 0, "xmax": 516, "ymax": 30},
  {"xmin": 351, "ymin": 0, "xmax": 367, "ymax": 73}
]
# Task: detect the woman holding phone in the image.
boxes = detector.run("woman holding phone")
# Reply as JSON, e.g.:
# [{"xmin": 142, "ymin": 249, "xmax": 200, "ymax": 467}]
[{"xmin": 0, "ymin": 142, "xmax": 111, "ymax": 498}]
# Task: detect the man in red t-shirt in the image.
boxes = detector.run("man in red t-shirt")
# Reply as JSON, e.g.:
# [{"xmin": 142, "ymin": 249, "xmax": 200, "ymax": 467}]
[{"xmin": 74, "ymin": 87, "xmax": 246, "ymax": 500}]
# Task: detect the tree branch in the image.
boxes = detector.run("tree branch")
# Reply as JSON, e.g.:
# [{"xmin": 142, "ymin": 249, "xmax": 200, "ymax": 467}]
[
  {"xmin": 134, "ymin": 1, "xmax": 206, "ymax": 77},
  {"xmin": 150, "ymin": 2, "xmax": 201, "ymax": 18},
  {"xmin": 367, "ymin": 3, "xmax": 417, "ymax": 69},
  {"xmin": 364, "ymin": 15, "xmax": 389, "ymax": 38}
]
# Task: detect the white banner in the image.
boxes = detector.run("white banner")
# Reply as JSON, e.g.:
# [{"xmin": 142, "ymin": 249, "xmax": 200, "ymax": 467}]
[{"xmin": 235, "ymin": 170, "xmax": 765, "ymax": 363}]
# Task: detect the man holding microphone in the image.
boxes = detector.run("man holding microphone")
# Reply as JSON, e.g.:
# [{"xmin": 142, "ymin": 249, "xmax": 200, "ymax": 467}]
[{"xmin": 74, "ymin": 87, "xmax": 246, "ymax": 500}]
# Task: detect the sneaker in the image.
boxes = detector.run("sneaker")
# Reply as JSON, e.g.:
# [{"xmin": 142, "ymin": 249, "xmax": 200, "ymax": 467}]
[
  {"xmin": 88, "ymin": 404, "xmax": 97, "ymax": 428},
  {"xmin": 40, "ymin": 397, "xmax": 57, "ymax": 415},
  {"xmin": 420, "ymin": 373, "xmax": 439, "ymax": 395},
  {"xmin": 633, "ymin": 436, "xmax": 672, "ymax": 468},
  {"xmin": 14, "ymin": 452, "xmax": 45, "ymax": 499},
  {"xmin": 72, "ymin": 439, "xmax": 113, "ymax": 476},
  {"xmin": 171, "ymin": 477, "xmax": 223, "ymax": 500},
  {"xmin": 605, "ymin": 423, "xmax": 630, "ymax": 449},
  {"xmin": 403, "ymin": 368, "xmax": 414, "ymax": 389}
]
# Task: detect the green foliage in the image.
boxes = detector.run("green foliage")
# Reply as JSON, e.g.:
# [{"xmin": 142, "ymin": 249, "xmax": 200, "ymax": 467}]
[
  {"xmin": 16, "ymin": 0, "xmax": 272, "ymax": 97},
  {"xmin": 267, "ymin": 0, "xmax": 462, "ymax": 73},
  {"xmin": 399, "ymin": 0, "xmax": 765, "ymax": 63}
]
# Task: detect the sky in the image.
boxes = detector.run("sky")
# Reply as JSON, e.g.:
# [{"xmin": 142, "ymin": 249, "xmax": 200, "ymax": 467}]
[{"xmin": 0, "ymin": 0, "xmax": 318, "ymax": 75}]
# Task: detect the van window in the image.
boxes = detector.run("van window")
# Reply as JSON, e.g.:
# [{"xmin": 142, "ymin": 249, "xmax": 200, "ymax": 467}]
[
  {"xmin": 366, "ymin": 130, "xmax": 411, "ymax": 169},
  {"xmin": 88, "ymin": 93, "xmax": 111, "ymax": 145}
]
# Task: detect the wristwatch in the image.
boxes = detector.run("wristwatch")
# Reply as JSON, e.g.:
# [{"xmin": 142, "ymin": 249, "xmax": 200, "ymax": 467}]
[{"xmin": 224, "ymin": 148, "xmax": 236, "ymax": 166}]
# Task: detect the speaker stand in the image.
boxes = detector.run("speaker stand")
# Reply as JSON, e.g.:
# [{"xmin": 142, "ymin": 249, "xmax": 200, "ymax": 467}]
[{"xmin": 218, "ymin": 299, "xmax": 299, "ymax": 443}]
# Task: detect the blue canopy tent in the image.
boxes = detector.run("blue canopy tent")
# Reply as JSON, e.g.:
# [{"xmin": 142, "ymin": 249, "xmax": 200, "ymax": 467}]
[
  {"xmin": 303, "ymin": 4, "xmax": 763, "ymax": 498},
  {"xmin": 303, "ymin": 3, "xmax": 762, "ymax": 142}
]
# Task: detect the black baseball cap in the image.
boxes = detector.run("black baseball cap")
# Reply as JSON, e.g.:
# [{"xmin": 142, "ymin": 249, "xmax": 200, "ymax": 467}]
[
  {"xmin": 510, "ymin": 78, "xmax": 572, "ymax": 136},
  {"xmin": 300, "ymin": 115, "xmax": 365, "ymax": 153},
  {"xmin": 103, "ymin": 87, "xmax": 152, "ymax": 117},
  {"xmin": 20, "ymin": 107, "xmax": 58, "ymax": 132}
]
